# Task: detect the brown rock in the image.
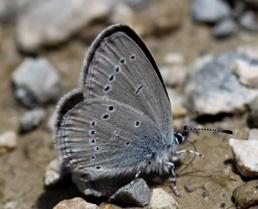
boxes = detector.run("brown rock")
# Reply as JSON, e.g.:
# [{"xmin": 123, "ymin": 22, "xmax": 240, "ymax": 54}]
[
  {"xmin": 53, "ymin": 197, "xmax": 99, "ymax": 209},
  {"xmin": 232, "ymin": 180, "xmax": 258, "ymax": 209}
]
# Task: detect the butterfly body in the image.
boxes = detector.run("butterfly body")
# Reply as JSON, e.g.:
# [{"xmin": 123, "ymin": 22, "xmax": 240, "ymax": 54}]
[{"xmin": 54, "ymin": 24, "xmax": 190, "ymax": 197}]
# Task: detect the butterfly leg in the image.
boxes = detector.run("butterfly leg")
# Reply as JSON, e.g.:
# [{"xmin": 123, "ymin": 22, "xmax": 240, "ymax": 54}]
[
  {"xmin": 166, "ymin": 162, "xmax": 180, "ymax": 196},
  {"xmin": 176, "ymin": 150, "xmax": 204, "ymax": 158},
  {"xmin": 126, "ymin": 169, "xmax": 141, "ymax": 189}
]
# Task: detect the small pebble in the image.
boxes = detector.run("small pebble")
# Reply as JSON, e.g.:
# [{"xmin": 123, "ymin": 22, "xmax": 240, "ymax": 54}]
[
  {"xmin": 212, "ymin": 18, "xmax": 237, "ymax": 39},
  {"xmin": 232, "ymin": 180, "xmax": 258, "ymax": 209},
  {"xmin": 12, "ymin": 58, "xmax": 62, "ymax": 107},
  {"xmin": 53, "ymin": 197, "xmax": 99, "ymax": 209},
  {"xmin": 229, "ymin": 138, "xmax": 258, "ymax": 177},
  {"xmin": 4, "ymin": 201, "xmax": 18, "ymax": 209},
  {"xmin": 44, "ymin": 158, "xmax": 62, "ymax": 186},
  {"xmin": 0, "ymin": 131, "xmax": 17, "ymax": 155},
  {"xmin": 239, "ymin": 11, "xmax": 258, "ymax": 32},
  {"xmin": 191, "ymin": 0, "xmax": 231, "ymax": 23},
  {"xmin": 163, "ymin": 53, "xmax": 185, "ymax": 65},
  {"xmin": 19, "ymin": 108, "xmax": 46, "ymax": 133},
  {"xmin": 249, "ymin": 129, "xmax": 258, "ymax": 140},
  {"xmin": 149, "ymin": 188, "xmax": 178, "ymax": 209},
  {"xmin": 109, "ymin": 178, "xmax": 150, "ymax": 207},
  {"xmin": 234, "ymin": 59, "xmax": 258, "ymax": 89}
]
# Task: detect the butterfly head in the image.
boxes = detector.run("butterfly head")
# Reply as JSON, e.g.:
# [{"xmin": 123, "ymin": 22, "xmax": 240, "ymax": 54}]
[
  {"xmin": 174, "ymin": 126, "xmax": 189, "ymax": 145},
  {"xmin": 173, "ymin": 125, "xmax": 234, "ymax": 145}
]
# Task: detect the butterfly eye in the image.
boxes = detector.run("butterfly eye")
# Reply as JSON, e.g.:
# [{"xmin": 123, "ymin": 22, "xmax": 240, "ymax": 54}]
[
  {"xmin": 90, "ymin": 155, "xmax": 96, "ymax": 160},
  {"xmin": 130, "ymin": 54, "xmax": 136, "ymax": 61},
  {"xmin": 96, "ymin": 166, "xmax": 101, "ymax": 170},
  {"xmin": 125, "ymin": 142, "xmax": 130, "ymax": 146},
  {"xmin": 120, "ymin": 57, "xmax": 126, "ymax": 64}
]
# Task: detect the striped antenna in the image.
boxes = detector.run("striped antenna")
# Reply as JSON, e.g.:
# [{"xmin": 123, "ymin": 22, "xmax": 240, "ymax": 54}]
[{"xmin": 186, "ymin": 127, "xmax": 235, "ymax": 135}]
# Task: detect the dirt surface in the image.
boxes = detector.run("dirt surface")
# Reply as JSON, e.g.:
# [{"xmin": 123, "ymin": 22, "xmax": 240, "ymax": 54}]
[{"xmin": 0, "ymin": 17, "xmax": 257, "ymax": 209}]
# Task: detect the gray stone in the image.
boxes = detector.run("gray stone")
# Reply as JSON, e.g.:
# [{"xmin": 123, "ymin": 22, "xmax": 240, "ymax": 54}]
[
  {"xmin": 234, "ymin": 58, "xmax": 258, "ymax": 89},
  {"xmin": 229, "ymin": 138, "xmax": 258, "ymax": 177},
  {"xmin": 232, "ymin": 180, "xmax": 258, "ymax": 209},
  {"xmin": 109, "ymin": 178, "xmax": 150, "ymax": 207},
  {"xmin": 111, "ymin": 0, "xmax": 187, "ymax": 36},
  {"xmin": 12, "ymin": 58, "xmax": 62, "ymax": 107},
  {"xmin": 0, "ymin": 131, "xmax": 17, "ymax": 155},
  {"xmin": 17, "ymin": 0, "xmax": 111, "ymax": 52},
  {"xmin": 212, "ymin": 18, "xmax": 237, "ymax": 39},
  {"xmin": 19, "ymin": 108, "xmax": 46, "ymax": 132},
  {"xmin": 185, "ymin": 52, "xmax": 258, "ymax": 115},
  {"xmin": 239, "ymin": 11, "xmax": 258, "ymax": 32},
  {"xmin": 44, "ymin": 158, "xmax": 63, "ymax": 186},
  {"xmin": 192, "ymin": 0, "xmax": 231, "ymax": 23},
  {"xmin": 53, "ymin": 197, "xmax": 99, "ymax": 209},
  {"xmin": 149, "ymin": 188, "xmax": 178, "ymax": 209}
]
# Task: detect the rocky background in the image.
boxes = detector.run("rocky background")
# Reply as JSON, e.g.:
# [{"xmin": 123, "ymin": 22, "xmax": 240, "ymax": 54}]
[{"xmin": 1, "ymin": 0, "xmax": 258, "ymax": 208}]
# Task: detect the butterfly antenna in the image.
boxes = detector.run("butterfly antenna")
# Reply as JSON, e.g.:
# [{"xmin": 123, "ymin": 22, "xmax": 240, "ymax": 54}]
[{"xmin": 186, "ymin": 127, "xmax": 235, "ymax": 135}]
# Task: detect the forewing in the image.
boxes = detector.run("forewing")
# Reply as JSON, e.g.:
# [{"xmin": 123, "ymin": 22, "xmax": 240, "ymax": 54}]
[
  {"xmin": 80, "ymin": 24, "xmax": 173, "ymax": 140},
  {"xmin": 56, "ymin": 97, "xmax": 164, "ymax": 180}
]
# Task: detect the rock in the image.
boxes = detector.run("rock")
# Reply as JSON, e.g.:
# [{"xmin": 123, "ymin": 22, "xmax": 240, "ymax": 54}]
[
  {"xmin": 53, "ymin": 197, "xmax": 99, "ymax": 209},
  {"xmin": 0, "ymin": 0, "xmax": 36, "ymax": 23},
  {"xmin": 0, "ymin": 131, "xmax": 17, "ymax": 155},
  {"xmin": 229, "ymin": 138, "xmax": 258, "ymax": 177},
  {"xmin": 100, "ymin": 204, "xmax": 122, "ymax": 209},
  {"xmin": 167, "ymin": 88, "xmax": 187, "ymax": 118},
  {"xmin": 232, "ymin": 180, "xmax": 258, "ymax": 209},
  {"xmin": 160, "ymin": 66, "xmax": 187, "ymax": 87},
  {"xmin": 17, "ymin": 0, "xmax": 110, "ymax": 53},
  {"xmin": 248, "ymin": 96, "xmax": 258, "ymax": 128},
  {"xmin": 239, "ymin": 11, "xmax": 258, "ymax": 32},
  {"xmin": 44, "ymin": 158, "xmax": 63, "ymax": 186},
  {"xmin": 111, "ymin": 0, "xmax": 187, "ymax": 36},
  {"xmin": 163, "ymin": 53, "xmax": 185, "ymax": 65},
  {"xmin": 191, "ymin": 0, "xmax": 231, "ymax": 24},
  {"xmin": 4, "ymin": 201, "xmax": 18, "ymax": 209},
  {"xmin": 185, "ymin": 52, "xmax": 258, "ymax": 115},
  {"xmin": 234, "ymin": 59, "xmax": 258, "ymax": 89},
  {"xmin": 149, "ymin": 188, "xmax": 178, "ymax": 209},
  {"xmin": 109, "ymin": 178, "xmax": 150, "ymax": 207},
  {"xmin": 212, "ymin": 18, "xmax": 237, "ymax": 39},
  {"xmin": 249, "ymin": 129, "xmax": 258, "ymax": 140},
  {"xmin": 19, "ymin": 108, "xmax": 46, "ymax": 132},
  {"xmin": 12, "ymin": 58, "xmax": 62, "ymax": 107}
]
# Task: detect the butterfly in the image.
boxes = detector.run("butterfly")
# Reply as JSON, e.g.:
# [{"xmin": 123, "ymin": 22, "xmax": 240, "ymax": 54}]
[{"xmin": 54, "ymin": 24, "xmax": 207, "ymax": 198}]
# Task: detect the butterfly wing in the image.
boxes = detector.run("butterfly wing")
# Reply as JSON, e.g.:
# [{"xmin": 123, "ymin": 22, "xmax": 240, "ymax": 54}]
[
  {"xmin": 57, "ymin": 97, "xmax": 164, "ymax": 180},
  {"xmin": 80, "ymin": 24, "xmax": 173, "ymax": 141}
]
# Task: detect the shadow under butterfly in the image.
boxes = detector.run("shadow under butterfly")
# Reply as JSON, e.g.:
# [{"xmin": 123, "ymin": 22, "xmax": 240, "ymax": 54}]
[{"xmin": 54, "ymin": 24, "xmax": 233, "ymax": 203}]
